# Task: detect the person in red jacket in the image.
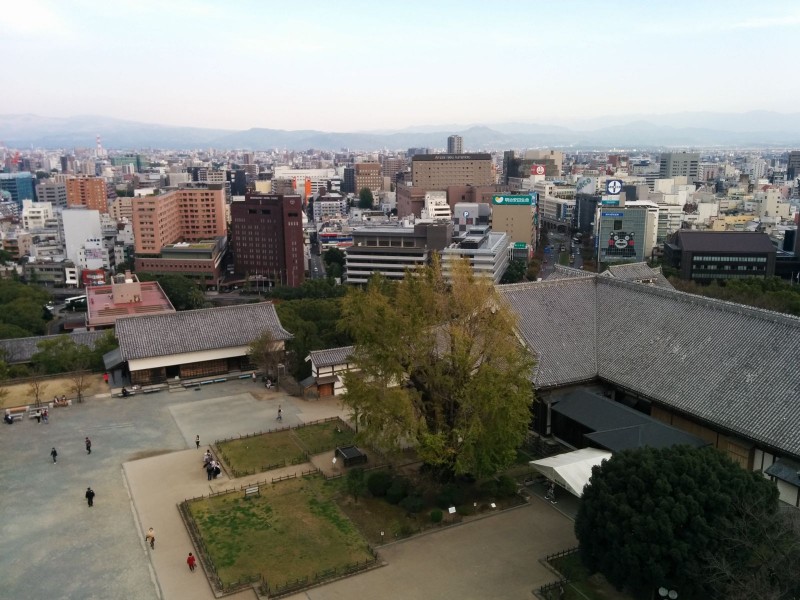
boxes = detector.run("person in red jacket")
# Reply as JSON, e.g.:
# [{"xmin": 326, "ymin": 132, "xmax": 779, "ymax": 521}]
[{"xmin": 187, "ymin": 552, "xmax": 196, "ymax": 572}]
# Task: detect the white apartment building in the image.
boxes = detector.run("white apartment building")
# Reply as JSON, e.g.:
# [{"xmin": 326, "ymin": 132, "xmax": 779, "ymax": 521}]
[
  {"xmin": 753, "ymin": 187, "xmax": 791, "ymax": 220},
  {"xmin": 61, "ymin": 208, "xmax": 102, "ymax": 267},
  {"xmin": 441, "ymin": 227, "xmax": 510, "ymax": 284},
  {"xmin": 22, "ymin": 199, "xmax": 54, "ymax": 230},
  {"xmin": 313, "ymin": 193, "xmax": 348, "ymax": 222},
  {"xmin": 78, "ymin": 238, "xmax": 111, "ymax": 271},
  {"xmin": 420, "ymin": 192, "xmax": 451, "ymax": 221}
]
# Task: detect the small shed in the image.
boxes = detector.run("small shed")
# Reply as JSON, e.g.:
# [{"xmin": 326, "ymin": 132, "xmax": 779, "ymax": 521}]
[{"xmin": 335, "ymin": 445, "xmax": 367, "ymax": 467}]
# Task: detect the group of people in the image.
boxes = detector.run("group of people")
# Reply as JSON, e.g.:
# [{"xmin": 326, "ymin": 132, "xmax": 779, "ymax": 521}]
[
  {"xmin": 202, "ymin": 450, "xmax": 221, "ymax": 480},
  {"xmin": 53, "ymin": 395, "xmax": 69, "ymax": 407},
  {"xmin": 33, "ymin": 408, "xmax": 49, "ymax": 424}
]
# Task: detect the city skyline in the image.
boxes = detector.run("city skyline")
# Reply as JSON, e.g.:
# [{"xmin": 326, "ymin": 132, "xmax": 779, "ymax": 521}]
[{"xmin": 2, "ymin": 0, "xmax": 800, "ymax": 132}]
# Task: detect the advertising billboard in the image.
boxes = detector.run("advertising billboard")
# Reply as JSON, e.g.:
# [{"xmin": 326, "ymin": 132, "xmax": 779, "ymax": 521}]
[
  {"xmin": 492, "ymin": 194, "xmax": 533, "ymax": 206},
  {"xmin": 530, "ymin": 164, "xmax": 546, "ymax": 176},
  {"xmin": 597, "ymin": 208, "xmax": 647, "ymax": 263},
  {"xmin": 576, "ymin": 177, "xmax": 596, "ymax": 195}
]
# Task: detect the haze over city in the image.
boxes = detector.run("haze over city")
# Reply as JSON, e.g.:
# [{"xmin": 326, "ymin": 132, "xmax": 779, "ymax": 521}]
[{"xmin": 3, "ymin": 0, "xmax": 800, "ymax": 132}]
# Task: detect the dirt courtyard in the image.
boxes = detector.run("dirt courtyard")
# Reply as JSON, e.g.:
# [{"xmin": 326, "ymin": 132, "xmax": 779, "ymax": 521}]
[{"xmin": 1, "ymin": 373, "xmax": 107, "ymax": 409}]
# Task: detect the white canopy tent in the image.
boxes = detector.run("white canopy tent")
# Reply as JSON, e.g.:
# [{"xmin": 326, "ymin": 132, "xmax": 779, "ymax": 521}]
[{"xmin": 529, "ymin": 448, "xmax": 612, "ymax": 498}]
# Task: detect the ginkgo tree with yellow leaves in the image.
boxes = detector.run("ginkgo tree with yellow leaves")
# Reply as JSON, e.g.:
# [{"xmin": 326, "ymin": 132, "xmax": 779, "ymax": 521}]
[{"xmin": 339, "ymin": 258, "xmax": 535, "ymax": 479}]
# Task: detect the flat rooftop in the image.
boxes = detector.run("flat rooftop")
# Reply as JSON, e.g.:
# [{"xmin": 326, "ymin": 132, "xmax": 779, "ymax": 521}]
[{"xmin": 86, "ymin": 280, "xmax": 175, "ymax": 328}]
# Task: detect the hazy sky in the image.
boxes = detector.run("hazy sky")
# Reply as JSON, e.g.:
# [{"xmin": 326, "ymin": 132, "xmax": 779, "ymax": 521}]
[{"xmin": 2, "ymin": 0, "xmax": 799, "ymax": 131}]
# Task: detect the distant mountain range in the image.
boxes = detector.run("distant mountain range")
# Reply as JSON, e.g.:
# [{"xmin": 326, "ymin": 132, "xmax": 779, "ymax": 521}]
[{"xmin": 2, "ymin": 111, "xmax": 800, "ymax": 151}]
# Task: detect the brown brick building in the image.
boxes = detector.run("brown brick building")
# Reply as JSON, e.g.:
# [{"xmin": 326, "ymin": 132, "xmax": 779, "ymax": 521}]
[
  {"xmin": 231, "ymin": 193, "xmax": 305, "ymax": 288},
  {"xmin": 355, "ymin": 163, "xmax": 382, "ymax": 194}
]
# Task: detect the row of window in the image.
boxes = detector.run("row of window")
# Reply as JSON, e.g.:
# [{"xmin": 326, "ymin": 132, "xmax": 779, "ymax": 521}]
[{"xmin": 691, "ymin": 255, "xmax": 767, "ymax": 262}]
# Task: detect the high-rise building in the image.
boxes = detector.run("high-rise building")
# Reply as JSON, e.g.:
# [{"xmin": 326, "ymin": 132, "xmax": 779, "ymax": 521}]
[
  {"xmin": 658, "ymin": 152, "xmax": 700, "ymax": 182},
  {"xmin": 66, "ymin": 176, "xmax": 108, "ymax": 213},
  {"xmin": 411, "ymin": 153, "xmax": 493, "ymax": 189},
  {"xmin": 35, "ymin": 180, "xmax": 67, "ymax": 208},
  {"xmin": 447, "ymin": 135, "xmax": 463, "ymax": 154},
  {"xmin": 230, "ymin": 193, "xmax": 305, "ymax": 288},
  {"xmin": 0, "ymin": 172, "xmax": 35, "ymax": 209},
  {"xmin": 131, "ymin": 183, "xmax": 226, "ymax": 255},
  {"xmin": 490, "ymin": 193, "xmax": 538, "ymax": 249},
  {"xmin": 354, "ymin": 162, "xmax": 382, "ymax": 194},
  {"xmin": 787, "ymin": 151, "xmax": 800, "ymax": 181}
]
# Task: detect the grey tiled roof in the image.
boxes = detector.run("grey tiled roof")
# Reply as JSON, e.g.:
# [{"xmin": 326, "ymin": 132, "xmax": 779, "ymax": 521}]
[
  {"xmin": 499, "ymin": 274, "xmax": 800, "ymax": 459},
  {"xmin": 600, "ymin": 262, "xmax": 674, "ymax": 289},
  {"xmin": 596, "ymin": 278, "xmax": 800, "ymax": 458},
  {"xmin": 544, "ymin": 265, "xmax": 594, "ymax": 281},
  {"xmin": 499, "ymin": 279, "xmax": 597, "ymax": 387},
  {"xmin": 308, "ymin": 346, "xmax": 354, "ymax": 368},
  {"xmin": 115, "ymin": 302, "xmax": 292, "ymax": 361},
  {"xmin": 0, "ymin": 331, "xmax": 110, "ymax": 364}
]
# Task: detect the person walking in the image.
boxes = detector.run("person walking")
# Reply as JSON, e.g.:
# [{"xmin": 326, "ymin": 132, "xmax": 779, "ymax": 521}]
[
  {"xmin": 42, "ymin": 408, "xmax": 49, "ymax": 424},
  {"xmin": 277, "ymin": 405, "xmax": 282, "ymax": 422},
  {"xmin": 103, "ymin": 372, "xmax": 109, "ymax": 385},
  {"xmin": 195, "ymin": 435, "xmax": 200, "ymax": 450},
  {"xmin": 145, "ymin": 527, "xmax": 155, "ymax": 549},
  {"xmin": 50, "ymin": 447, "xmax": 58, "ymax": 463},
  {"xmin": 85, "ymin": 437, "xmax": 92, "ymax": 455},
  {"xmin": 85, "ymin": 487, "xmax": 95, "ymax": 507},
  {"xmin": 187, "ymin": 552, "xmax": 197, "ymax": 572},
  {"xmin": 206, "ymin": 461, "xmax": 214, "ymax": 481}
]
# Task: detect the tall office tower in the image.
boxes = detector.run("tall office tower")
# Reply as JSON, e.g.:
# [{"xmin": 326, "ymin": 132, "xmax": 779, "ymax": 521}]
[
  {"xmin": 36, "ymin": 180, "xmax": 68, "ymax": 208},
  {"xmin": 230, "ymin": 193, "xmax": 305, "ymax": 288},
  {"xmin": 66, "ymin": 176, "xmax": 109, "ymax": 213},
  {"xmin": 447, "ymin": 135, "xmax": 463, "ymax": 154},
  {"xmin": 787, "ymin": 151, "xmax": 800, "ymax": 181},
  {"xmin": 354, "ymin": 162, "xmax": 382, "ymax": 193},
  {"xmin": 131, "ymin": 183, "xmax": 226, "ymax": 254},
  {"xmin": 0, "ymin": 172, "xmax": 35, "ymax": 209},
  {"xmin": 658, "ymin": 152, "xmax": 700, "ymax": 182}
]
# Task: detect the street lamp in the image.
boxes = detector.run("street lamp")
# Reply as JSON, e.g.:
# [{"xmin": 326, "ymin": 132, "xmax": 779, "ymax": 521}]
[{"xmin": 658, "ymin": 587, "xmax": 678, "ymax": 600}]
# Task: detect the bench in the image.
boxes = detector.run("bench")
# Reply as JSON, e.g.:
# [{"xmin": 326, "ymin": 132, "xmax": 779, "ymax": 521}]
[
  {"xmin": 5, "ymin": 411, "xmax": 24, "ymax": 422},
  {"xmin": 244, "ymin": 486, "xmax": 260, "ymax": 498}
]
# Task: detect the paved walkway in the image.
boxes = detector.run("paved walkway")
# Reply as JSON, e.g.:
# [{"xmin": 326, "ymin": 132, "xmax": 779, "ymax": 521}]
[
  {"xmin": 1, "ymin": 377, "xmax": 578, "ymax": 600},
  {"xmin": 287, "ymin": 500, "xmax": 576, "ymax": 600}
]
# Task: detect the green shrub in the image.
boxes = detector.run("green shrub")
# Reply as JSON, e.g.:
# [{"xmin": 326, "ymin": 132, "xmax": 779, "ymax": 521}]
[
  {"xmin": 479, "ymin": 479, "xmax": 497, "ymax": 497},
  {"xmin": 394, "ymin": 523, "xmax": 414, "ymax": 538},
  {"xmin": 366, "ymin": 471, "xmax": 393, "ymax": 497},
  {"xmin": 399, "ymin": 494, "xmax": 424, "ymax": 513},
  {"xmin": 436, "ymin": 484, "xmax": 465, "ymax": 509},
  {"xmin": 430, "ymin": 509, "xmax": 443, "ymax": 523},
  {"xmin": 386, "ymin": 478, "xmax": 409, "ymax": 504},
  {"xmin": 496, "ymin": 475, "xmax": 518, "ymax": 498},
  {"xmin": 458, "ymin": 503, "xmax": 475, "ymax": 516}
]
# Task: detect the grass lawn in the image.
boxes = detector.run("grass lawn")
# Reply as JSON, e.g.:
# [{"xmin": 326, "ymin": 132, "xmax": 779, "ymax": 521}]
[
  {"xmin": 216, "ymin": 430, "xmax": 307, "ymax": 476},
  {"xmin": 293, "ymin": 420, "xmax": 356, "ymax": 454},
  {"xmin": 217, "ymin": 420, "xmax": 357, "ymax": 476},
  {"xmin": 548, "ymin": 553, "xmax": 635, "ymax": 600},
  {"xmin": 187, "ymin": 475, "xmax": 373, "ymax": 588}
]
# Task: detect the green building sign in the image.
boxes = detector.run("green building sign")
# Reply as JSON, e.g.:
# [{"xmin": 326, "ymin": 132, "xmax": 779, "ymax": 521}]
[
  {"xmin": 492, "ymin": 194, "xmax": 533, "ymax": 206},
  {"xmin": 513, "ymin": 242, "xmax": 528, "ymax": 249}
]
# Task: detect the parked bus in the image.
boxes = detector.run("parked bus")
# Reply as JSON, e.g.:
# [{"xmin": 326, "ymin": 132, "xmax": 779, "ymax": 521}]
[{"xmin": 65, "ymin": 295, "xmax": 87, "ymax": 311}]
